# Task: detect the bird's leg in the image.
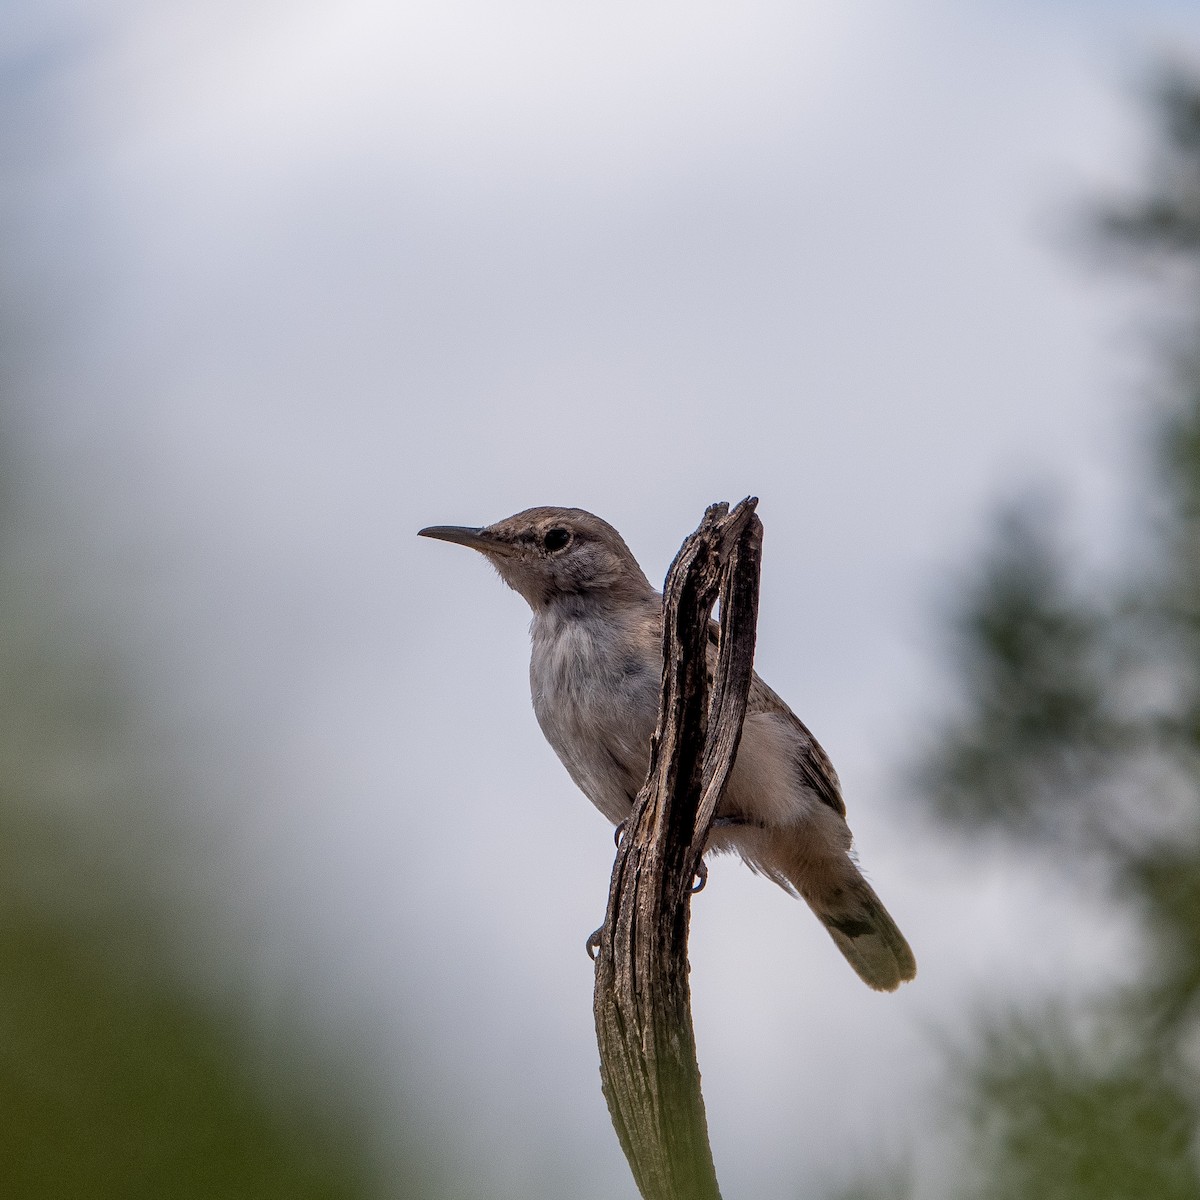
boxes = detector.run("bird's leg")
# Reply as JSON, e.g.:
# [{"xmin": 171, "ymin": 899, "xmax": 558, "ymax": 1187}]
[
  {"xmin": 689, "ymin": 816, "xmax": 762, "ymax": 893},
  {"xmin": 615, "ymin": 811, "xmax": 751, "ymax": 851},
  {"xmin": 597, "ymin": 820, "xmax": 707, "ymax": 947},
  {"xmin": 592, "ymin": 818, "xmax": 628, "ymax": 955},
  {"xmin": 710, "ymin": 814, "xmax": 762, "ymax": 829}
]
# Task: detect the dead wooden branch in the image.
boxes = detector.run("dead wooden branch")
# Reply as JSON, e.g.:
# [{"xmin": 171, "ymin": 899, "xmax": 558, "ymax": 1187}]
[{"xmin": 592, "ymin": 497, "xmax": 763, "ymax": 1200}]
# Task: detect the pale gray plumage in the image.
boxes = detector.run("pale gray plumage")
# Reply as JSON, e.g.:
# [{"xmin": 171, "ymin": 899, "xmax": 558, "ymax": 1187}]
[{"xmin": 419, "ymin": 506, "xmax": 916, "ymax": 991}]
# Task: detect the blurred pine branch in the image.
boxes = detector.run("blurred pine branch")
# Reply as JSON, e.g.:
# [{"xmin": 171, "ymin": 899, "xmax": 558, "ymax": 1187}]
[{"xmin": 890, "ymin": 65, "xmax": 1200, "ymax": 1200}]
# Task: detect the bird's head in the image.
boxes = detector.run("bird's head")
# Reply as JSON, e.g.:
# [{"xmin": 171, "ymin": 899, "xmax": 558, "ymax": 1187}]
[{"xmin": 418, "ymin": 506, "xmax": 655, "ymax": 611}]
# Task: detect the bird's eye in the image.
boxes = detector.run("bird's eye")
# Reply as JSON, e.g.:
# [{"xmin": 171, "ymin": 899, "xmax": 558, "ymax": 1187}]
[{"xmin": 543, "ymin": 527, "xmax": 571, "ymax": 552}]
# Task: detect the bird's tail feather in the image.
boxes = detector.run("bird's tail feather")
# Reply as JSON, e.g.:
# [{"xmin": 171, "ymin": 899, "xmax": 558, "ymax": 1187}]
[
  {"xmin": 750, "ymin": 835, "xmax": 916, "ymax": 992},
  {"xmin": 812, "ymin": 873, "xmax": 916, "ymax": 992}
]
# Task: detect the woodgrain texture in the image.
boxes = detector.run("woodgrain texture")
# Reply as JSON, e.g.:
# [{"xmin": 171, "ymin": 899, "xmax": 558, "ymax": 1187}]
[{"xmin": 592, "ymin": 498, "xmax": 763, "ymax": 1200}]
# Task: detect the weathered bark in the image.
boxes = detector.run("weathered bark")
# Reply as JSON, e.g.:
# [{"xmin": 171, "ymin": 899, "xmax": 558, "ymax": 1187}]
[{"xmin": 592, "ymin": 498, "xmax": 763, "ymax": 1200}]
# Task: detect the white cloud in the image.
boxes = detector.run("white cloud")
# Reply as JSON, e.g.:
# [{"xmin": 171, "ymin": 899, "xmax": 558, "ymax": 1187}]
[{"xmin": 102, "ymin": 1, "xmax": 874, "ymax": 185}]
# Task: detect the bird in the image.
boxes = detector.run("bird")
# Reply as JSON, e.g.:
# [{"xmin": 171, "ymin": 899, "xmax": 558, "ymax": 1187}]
[{"xmin": 418, "ymin": 506, "xmax": 916, "ymax": 992}]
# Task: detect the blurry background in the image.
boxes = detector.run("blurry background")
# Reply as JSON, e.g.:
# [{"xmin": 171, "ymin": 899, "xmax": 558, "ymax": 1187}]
[{"xmin": 5, "ymin": 2, "xmax": 1200, "ymax": 1197}]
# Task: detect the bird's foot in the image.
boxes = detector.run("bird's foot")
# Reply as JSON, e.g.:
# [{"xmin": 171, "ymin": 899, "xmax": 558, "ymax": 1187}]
[
  {"xmin": 691, "ymin": 861, "xmax": 708, "ymax": 893},
  {"xmin": 586, "ymin": 927, "xmax": 603, "ymax": 960},
  {"xmin": 613, "ymin": 820, "xmax": 626, "ymax": 849}
]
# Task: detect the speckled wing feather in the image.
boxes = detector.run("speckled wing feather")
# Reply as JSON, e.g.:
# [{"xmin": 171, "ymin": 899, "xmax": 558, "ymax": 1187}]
[
  {"xmin": 706, "ymin": 620, "xmax": 846, "ymax": 817},
  {"xmin": 745, "ymin": 673, "xmax": 846, "ymax": 817}
]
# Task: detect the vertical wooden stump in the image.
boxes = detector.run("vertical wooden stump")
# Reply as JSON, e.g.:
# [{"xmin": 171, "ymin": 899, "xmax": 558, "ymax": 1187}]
[{"xmin": 592, "ymin": 498, "xmax": 763, "ymax": 1200}]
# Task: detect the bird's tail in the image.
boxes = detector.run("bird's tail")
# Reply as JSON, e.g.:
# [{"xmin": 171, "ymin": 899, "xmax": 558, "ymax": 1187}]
[
  {"xmin": 755, "ymin": 835, "xmax": 917, "ymax": 992},
  {"xmin": 812, "ymin": 871, "xmax": 916, "ymax": 992}
]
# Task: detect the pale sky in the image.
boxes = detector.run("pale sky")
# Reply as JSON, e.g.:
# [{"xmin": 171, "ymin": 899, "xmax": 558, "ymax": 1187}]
[{"xmin": 6, "ymin": 2, "xmax": 1200, "ymax": 1196}]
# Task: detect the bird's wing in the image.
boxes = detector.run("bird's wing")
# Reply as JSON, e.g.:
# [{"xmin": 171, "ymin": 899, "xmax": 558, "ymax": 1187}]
[
  {"xmin": 705, "ymin": 621, "xmax": 846, "ymax": 817},
  {"xmin": 745, "ymin": 673, "xmax": 846, "ymax": 817}
]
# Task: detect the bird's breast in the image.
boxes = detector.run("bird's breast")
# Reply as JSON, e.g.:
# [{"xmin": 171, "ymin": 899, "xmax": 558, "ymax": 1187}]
[{"xmin": 529, "ymin": 610, "xmax": 660, "ymax": 825}]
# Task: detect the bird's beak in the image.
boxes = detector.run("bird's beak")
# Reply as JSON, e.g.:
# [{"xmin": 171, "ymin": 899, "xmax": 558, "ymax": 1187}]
[{"xmin": 417, "ymin": 525, "xmax": 514, "ymax": 556}]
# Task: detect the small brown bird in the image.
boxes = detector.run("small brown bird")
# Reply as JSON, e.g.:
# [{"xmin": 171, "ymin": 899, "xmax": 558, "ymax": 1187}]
[{"xmin": 419, "ymin": 507, "xmax": 916, "ymax": 991}]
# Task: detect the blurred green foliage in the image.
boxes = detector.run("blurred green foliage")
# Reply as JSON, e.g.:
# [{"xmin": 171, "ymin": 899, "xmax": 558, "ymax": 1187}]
[
  {"xmin": 0, "ymin": 28, "xmax": 424, "ymax": 1197},
  {"xmin": 0, "ymin": 841, "xmax": 366, "ymax": 1199},
  {"xmin": 922, "ymin": 503, "xmax": 1121, "ymax": 845},
  {"xmin": 901, "ymin": 69, "xmax": 1200, "ymax": 1199},
  {"xmin": 0, "ymin": 465, "xmax": 389, "ymax": 1195},
  {"xmin": 959, "ymin": 1011, "xmax": 1197, "ymax": 1200}
]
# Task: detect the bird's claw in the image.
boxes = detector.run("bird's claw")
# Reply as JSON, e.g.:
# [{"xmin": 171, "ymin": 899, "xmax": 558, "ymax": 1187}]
[
  {"xmin": 613, "ymin": 820, "xmax": 627, "ymax": 849},
  {"xmin": 586, "ymin": 927, "xmax": 603, "ymax": 960},
  {"xmin": 691, "ymin": 861, "xmax": 708, "ymax": 893}
]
